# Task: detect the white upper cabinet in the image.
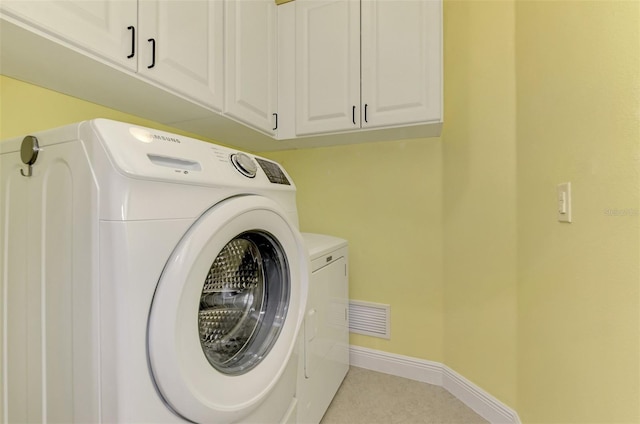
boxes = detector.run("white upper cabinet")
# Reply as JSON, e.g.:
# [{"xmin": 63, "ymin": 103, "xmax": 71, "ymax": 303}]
[
  {"xmin": 295, "ymin": 0, "xmax": 360, "ymax": 136},
  {"xmin": 293, "ymin": 0, "xmax": 442, "ymax": 137},
  {"xmin": 360, "ymin": 0, "xmax": 442, "ymax": 129},
  {"xmin": 1, "ymin": 0, "xmax": 442, "ymax": 150},
  {"xmin": 1, "ymin": 0, "xmax": 224, "ymax": 111},
  {"xmin": 0, "ymin": 0, "xmax": 137, "ymax": 71},
  {"xmin": 224, "ymin": 0, "xmax": 278, "ymax": 135},
  {"xmin": 138, "ymin": 0, "xmax": 224, "ymax": 111}
]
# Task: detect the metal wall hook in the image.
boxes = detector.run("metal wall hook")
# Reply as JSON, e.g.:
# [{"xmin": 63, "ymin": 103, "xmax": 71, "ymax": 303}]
[{"xmin": 20, "ymin": 135, "xmax": 39, "ymax": 177}]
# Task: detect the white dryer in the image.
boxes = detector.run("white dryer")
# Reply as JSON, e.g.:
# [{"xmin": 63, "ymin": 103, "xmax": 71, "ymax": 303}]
[
  {"xmin": 298, "ymin": 234, "xmax": 349, "ymax": 424},
  {"xmin": 0, "ymin": 119, "xmax": 309, "ymax": 423}
]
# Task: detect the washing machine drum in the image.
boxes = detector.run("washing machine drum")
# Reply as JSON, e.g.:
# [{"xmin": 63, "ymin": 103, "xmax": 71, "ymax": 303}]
[{"xmin": 147, "ymin": 196, "xmax": 307, "ymax": 424}]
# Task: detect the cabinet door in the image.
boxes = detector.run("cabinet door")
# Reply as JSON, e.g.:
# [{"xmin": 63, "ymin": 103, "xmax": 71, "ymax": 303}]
[
  {"xmin": 225, "ymin": 0, "xmax": 278, "ymax": 135},
  {"xmin": 295, "ymin": 0, "xmax": 360, "ymax": 136},
  {"xmin": 0, "ymin": 0, "xmax": 137, "ymax": 71},
  {"xmin": 360, "ymin": 0, "xmax": 442, "ymax": 129},
  {"xmin": 138, "ymin": 0, "xmax": 223, "ymax": 111}
]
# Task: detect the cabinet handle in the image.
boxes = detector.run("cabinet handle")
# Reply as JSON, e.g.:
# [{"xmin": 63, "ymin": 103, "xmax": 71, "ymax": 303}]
[
  {"xmin": 352, "ymin": 105, "xmax": 356, "ymax": 125},
  {"xmin": 127, "ymin": 26, "xmax": 135, "ymax": 59},
  {"xmin": 147, "ymin": 38, "xmax": 156, "ymax": 69},
  {"xmin": 272, "ymin": 113, "xmax": 278, "ymax": 131},
  {"xmin": 364, "ymin": 103, "xmax": 368, "ymax": 123}
]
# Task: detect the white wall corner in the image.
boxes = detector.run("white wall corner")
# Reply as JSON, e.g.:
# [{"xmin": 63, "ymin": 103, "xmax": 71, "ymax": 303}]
[{"xmin": 348, "ymin": 346, "xmax": 521, "ymax": 424}]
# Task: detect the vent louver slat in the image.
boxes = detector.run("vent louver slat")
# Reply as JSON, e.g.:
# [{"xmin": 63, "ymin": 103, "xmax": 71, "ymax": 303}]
[{"xmin": 348, "ymin": 300, "xmax": 390, "ymax": 339}]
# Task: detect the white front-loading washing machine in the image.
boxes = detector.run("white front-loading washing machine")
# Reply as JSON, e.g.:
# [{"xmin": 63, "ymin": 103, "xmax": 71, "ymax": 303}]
[{"xmin": 0, "ymin": 119, "xmax": 309, "ymax": 423}]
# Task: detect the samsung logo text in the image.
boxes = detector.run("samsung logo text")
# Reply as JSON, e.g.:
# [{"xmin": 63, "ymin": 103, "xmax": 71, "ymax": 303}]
[{"xmin": 153, "ymin": 134, "xmax": 182, "ymax": 143}]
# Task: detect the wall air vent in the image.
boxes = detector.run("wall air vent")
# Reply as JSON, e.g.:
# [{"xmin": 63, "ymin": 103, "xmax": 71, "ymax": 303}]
[{"xmin": 348, "ymin": 300, "xmax": 390, "ymax": 339}]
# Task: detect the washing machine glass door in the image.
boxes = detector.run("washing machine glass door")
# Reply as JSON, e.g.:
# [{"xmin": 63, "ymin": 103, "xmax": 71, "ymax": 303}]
[
  {"xmin": 199, "ymin": 231, "xmax": 288, "ymax": 376},
  {"xmin": 147, "ymin": 196, "xmax": 308, "ymax": 424}
]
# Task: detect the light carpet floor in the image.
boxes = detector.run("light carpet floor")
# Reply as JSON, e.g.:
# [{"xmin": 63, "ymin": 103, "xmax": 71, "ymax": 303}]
[{"xmin": 320, "ymin": 367, "xmax": 489, "ymax": 424}]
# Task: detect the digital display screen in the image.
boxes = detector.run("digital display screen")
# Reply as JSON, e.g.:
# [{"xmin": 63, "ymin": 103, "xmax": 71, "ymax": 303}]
[{"xmin": 256, "ymin": 158, "xmax": 290, "ymax": 185}]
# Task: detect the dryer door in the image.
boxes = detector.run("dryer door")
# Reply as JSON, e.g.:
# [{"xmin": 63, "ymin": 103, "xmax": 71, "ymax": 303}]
[{"xmin": 147, "ymin": 195, "xmax": 308, "ymax": 424}]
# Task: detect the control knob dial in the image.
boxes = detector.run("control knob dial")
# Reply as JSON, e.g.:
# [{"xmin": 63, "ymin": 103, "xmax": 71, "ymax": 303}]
[{"xmin": 231, "ymin": 153, "xmax": 257, "ymax": 178}]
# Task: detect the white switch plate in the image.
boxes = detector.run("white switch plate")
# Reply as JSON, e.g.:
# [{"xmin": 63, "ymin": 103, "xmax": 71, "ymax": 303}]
[{"xmin": 557, "ymin": 182, "xmax": 572, "ymax": 223}]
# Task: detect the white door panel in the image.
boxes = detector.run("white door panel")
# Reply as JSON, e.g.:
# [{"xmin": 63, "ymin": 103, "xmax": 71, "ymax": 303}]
[
  {"xmin": 138, "ymin": 0, "xmax": 224, "ymax": 110},
  {"xmin": 360, "ymin": 0, "xmax": 442, "ymax": 128},
  {"xmin": 295, "ymin": 0, "xmax": 360, "ymax": 136},
  {"xmin": 225, "ymin": 0, "xmax": 278, "ymax": 135},
  {"xmin": 0, "ymin": 0, "xmax": 137, "ymax": 70}
]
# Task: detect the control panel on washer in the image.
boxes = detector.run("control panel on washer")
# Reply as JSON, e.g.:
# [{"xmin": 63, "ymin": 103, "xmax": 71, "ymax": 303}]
[
  {"xmin": 89, "ymin": 119, "xmax": 292, "ymax": 188},
  {"xmin": 230, "ymin": 152, "xmax": 290, "ymax": 185}
]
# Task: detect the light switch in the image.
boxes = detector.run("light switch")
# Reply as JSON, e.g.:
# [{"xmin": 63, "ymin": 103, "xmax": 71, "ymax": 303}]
[{"xmin": 557, "ymin": 182, "xmax": 572, "ymax": 223}]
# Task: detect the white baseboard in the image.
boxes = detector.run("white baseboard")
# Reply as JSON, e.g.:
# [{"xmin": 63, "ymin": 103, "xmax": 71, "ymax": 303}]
[
  {"xmin": 441, "ymin": 365, "xmax": 520, "ymax": 424},
  {"xmin": 348, "ymin": 345, "xmax": 443, "ymax": 386},
  {"xmin": 349, "ymin": 346, "xmax": 521, "ymax": 424}
]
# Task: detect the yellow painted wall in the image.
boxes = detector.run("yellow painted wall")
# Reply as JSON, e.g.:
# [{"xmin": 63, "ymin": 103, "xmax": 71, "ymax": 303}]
[
  {"xmin": 2, "ymin": 0, "xmax": 640, "ymax": 420},
  {"xmin": 267, "ymin": 0, "xmax": 640, "ymax": 421},
  {"xmin": 0, "ymin": 75, "xmax": 218, "ymax": 142},
  {"xmin": 264, "ymin": 139, "xmax": 444, "ymax": 361},
  {"xmin": 442, "ymin": 0, "xmax": 518, "ymax": 409},
  {"xmin": 515, "ymin": 1, "xmax": 640, "ymax": 422}
]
